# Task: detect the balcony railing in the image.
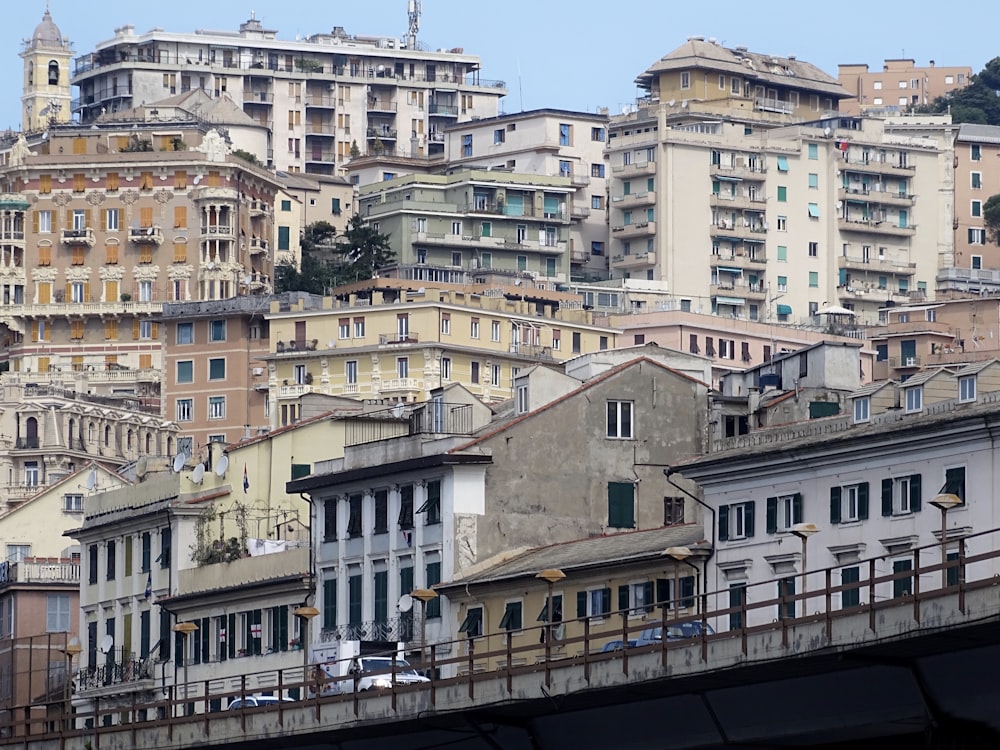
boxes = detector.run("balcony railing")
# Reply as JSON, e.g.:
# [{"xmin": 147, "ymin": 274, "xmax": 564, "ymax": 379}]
[
  {"xmin": 128, "ymin": 225, "xmax": 163, "ymax": 244},
  {"xmin": 0, "ymin": 559, "xmax": 80, "ymax": 584},
  {"xmin": 367, "ymin": 127, "xmax": 398, "ymax": 140},
  {"xmin": 319, "ymin": 614, "xmax": 416, "ymax": 644},
  {"xmin": 428, "ymin": 103, "xmax": 459, "ymax": 116},
  {"xmin": 60, "ymin": 227, "xmax": 96, "ymax": 247},
  {"xmin": 200, "ymin": 224, "xmax": 236, "ymax": 237},
  {"xmin": 379, "ymin": 332, "xmax": 420, "ymax": 345},
  {"xmin": 77, "ymin": 648, "xmax": 153, "ymax": 694},
  {"xmin": 346, "ymin": 402, "xmax": 474, "ymax": 446}
]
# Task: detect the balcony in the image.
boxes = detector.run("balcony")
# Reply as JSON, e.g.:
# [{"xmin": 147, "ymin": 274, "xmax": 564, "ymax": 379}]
[
  {"xmin": 754, "ymin": 97, "xmax": 795, "ymax": 115},
  {"xmin": 611, "ymin": 160, "xmax": 656, "ymax": 176},
  {"xmin": 837, "ymin": 254, "xmax": 916, "ymax": 274},
  {"xmin": 838, "ymin": 187, "xmax": 916, "ymax": 208},
  {"xmin": 837, "ymin": 218, "xmax": 917, "ymax": 237},
  {"xmin": 305, "ymin": 122, "xmax": 336, "ymax": 136},
  {"xmin": 611, "ymin": 251, "xmax": 655, "ymax": 269},
  {"xmin": 13, "ymin": 437, "xmax": 39, "ymax": 450},
  {"xmin": 128, "ymin": 225, "xmax": 163, "ymax": 244},
  {"xmin": 571, "ymin": 204, "xmax": 591, "ymax": 219},
  {"xmin": 0, "ymin": 301, "xmax": 164, "ymax": 317},
  {"xmin": 712, "ymin": 251, "xmax": 767, "ymax": 269},
  {"xmin": 367, "ymin": 99, "xmax": 398, "ymax": 113},
  {"xmin": 709, "ymin": 192, "xmax": 767, "ymax": 211},
  {"xmin": 0, "ymin": 559, "xmax": 80, "ymax": 586},
  {"xmin": 838, "ymin": 285, "xmax": 913, "ymax": 303},
  {"xmin": 248, "ymin": 236, "xmax": 269, "ymax": 255},
  {"xmin": 60, "ymin": 227, "xmax": 95, "ymax": 247},
  {"xmin": 889, "ymin": 355, "xmax": 922, "ymax": 369},
  {"xmin": 710, "ymin": 281, "xmax": 767, "ymax": 301},
  {"xmin": 709, "ymin": 164, "xmax": 767, "ymax": 181},
  {"xmin": 247, "ymin": 272, "xmax": 270, "ymax": 291},
  {"xmin": 711, "ymin": 220, "xmax": 767, "ymax": 241},
  {"xmin": 379, "ymin": 332, "xmax": 420, "ymax": 345},
  {"xmin": 200, "ymin": 224, "xmax": 236, "ymax": 238},
  {"xmin": 249, "ymin": 200, "xmax": 271, "ymax": 217},
  {"xmin": 428, "ymin": 103, "xmax": 459, "ymax": 117},
  {"xmin": 841, "ymin": 157, "xmax": 916, "ymax": 177},
  {"xmin": 242, "ymin": 90, "xmax": 273, "ymax": 104},
  {"xmin": 379, "ymin": 377, "xmax": 424, "ymax": 393},
  {"xmin": 613, "ymin": 191, "xmax": 656, "ymax": 209},
  {"xmin": 570, "ymin": 173, "xmax": 591, "ymax": 187},
  {"xmin": 76, "ymin": 647, "xmax": 153, "ymax": 698},
  {"xmin": 367, "ymin": 127, "xmax": 398, "ymax": 141},
  {"xmin": 278, "ymin": 383, "xmax": 315, "ymax": 399},
  {"xmin": 304, "ymin": 94, "xmax": 336, "ymax": 108},
  {"xmin": 611, "ymin": 220, "xmax": 656, "ymax": 238}
]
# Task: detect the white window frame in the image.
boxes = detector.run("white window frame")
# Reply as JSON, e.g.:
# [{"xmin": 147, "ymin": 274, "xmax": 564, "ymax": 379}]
[
  {"xmin": 894, "ymin": 475, "xmax": 913, "ymax": 515},
  {"xmin": 38, "ymin": 210, "xmax": 52, "ymax": 233},
  {"xmin": 853, "ymin": 397, "xmax": 870, "ymax": 423},
  {"xmin": 345, "ymin": 360, "xmax": 358, "ymax": 385},
  {"xmin": 46, "ymin": 593, "xmax": 71, "ymax": 632},
  {"xmin": 440, "ymin": 357, "xmax": 452, "ymax": 380},
  {"xmin": 470, "ymin": 320, "xmax": 480, "ymax": 339},
  {"xmin": 64, "ymin": 494, "xmax": 83, "ymax": 512},
  {"xmin": 490, "ymin": 364, "xmax": 501, "ymax": 387},
  {"xmin": 516, "ymin": 384, "xmax": 529, "ymax": 414},
  {"xmin": 904, "ymin": 386, "xmax": 923, "ymax": 413},
  {"xmin": 491, "ymin": 320, "xmax": 501, "ymax": 342},
  {"xmin": 585, "ymin": 588, "xmax": 611, "ymax": 619},
  {"xmin": 959, "ymin": 374, "xmax": 976, "ymax": 403},
  {"xmin": 176, "ymin": 398, "xmax": 193, "ymax": 422},
  {"xmin": 606, "ymin": 400, "xmax": 633, "ymax": 439},
  {"xmin": 728, "ymin": 502, "xmax": 751, "ymax": 540},
  {"xmin": 353, "ymin": 319, "xmax": 365, "ymax": 338},
  {"xmin": 397, "ymin": 357, "xmax": 408, "ymax": 378},
  {"xmin": 338, "ymin": 321, "xmax": 350, "ymax": 339},
  {"xmin": 778, "ymin": 493, "xmax": 802, "ymax": 531},
  {"xmin": 106, "ymin": 208, "xmax": 119, "ymax": 231},
  {"xmin": 841, "ymin": 484, "xmax": 862, "ymax": 523},
  {"xmin": 208, "ymin": 396, "xmax": 225, "ymax": 420},
  {"xmin": 680, "ymin": 72, "xmax": 691, "ymax": 90},
  {"xmin": 629, "ymin": 581, "xmax": 654, "ymax": 616}
]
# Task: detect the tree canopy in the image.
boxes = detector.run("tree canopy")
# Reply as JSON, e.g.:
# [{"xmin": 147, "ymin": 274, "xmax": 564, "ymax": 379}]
[
  {"xmin": 273, "ymin": 215, "xmax": 394, "ymax": 294},
  {"xmin": 983, "ymin": 194, "xmax": 1000, "ymax": 244},
  {"xmin": 915, "ymin": 57, "xmax": 1000, "ymax": 125}
]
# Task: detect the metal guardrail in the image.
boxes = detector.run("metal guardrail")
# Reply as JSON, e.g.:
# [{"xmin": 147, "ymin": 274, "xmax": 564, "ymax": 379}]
[{"xmin": 2, "ymin": 527, "xmax": 997, "ymax": 744}]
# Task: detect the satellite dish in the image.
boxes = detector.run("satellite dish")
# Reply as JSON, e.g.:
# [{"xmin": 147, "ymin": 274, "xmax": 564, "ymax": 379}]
[
  {"xmin": 193, "ymin": 175, "xmax": 202, "ymax": 185},
  {"xmin": 216, "ymin": 454, "xmax": 229, "ymax": 477},
  {"xmin": 86, "ymin": 469, "xmax": 97, "ymax": 491},
  {"xmin": 681, "ymin": 100, "xmax": 688, "ymax": 108},
  {"xmin": 243, "ymin": 275, "xmax": 252, "ymax": 286},
  {"xmin": 836, "ymin": 201, "xmax": 843, "ymax": 209},
  {"xmin": 191, "ymin": 463, "xmax": 205, "ymax": 485},
  {"xmin": 135, "ymin": 456, "xmax": 148, "ymax": 478},
  {"xmin": 391, "ymin": 404, "xmax": 405, "ymax": 418},
  {"xmin": 824, "ymin": 127, "xmax": 832, "ymax": 137},
  {"xmin": 667, "ymin": 99, "xmax": 676, "ymax": 107},
  {"xmin": 206, "ymin": 261, "xmax": 216, "ymax": 270},
  {"xmin": 397, "ymin": 594, "xmax": 414, "ymax": 613},
  {"xmin": 99, "ymin": 634, "xmax": 114, "ymax": 654},
  {"xmin": 172, "ymin": 453, "xmax": 186, "ymax": 473}
]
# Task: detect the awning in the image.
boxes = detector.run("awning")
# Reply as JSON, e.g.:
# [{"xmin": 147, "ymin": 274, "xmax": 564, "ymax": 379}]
[
  {"xmin": 715, "ymin": 296, "xmax": 746, "ymax": 306},
  {"xmin": 808, "ymin": 204, "xmax": 820, "ymax": 218},
  {"xmin": 777, "ymin": 156, "xmax": 789, "ymax": 172},
  {"xmin": 715, "ymin": 266, "xmax": 744, "ymax": 274},
  {"xmin": 776, "ymin": 304, "xmax": 793, "ymax": 315},
  {"xmin": 743, "ymin": 236, "xmax": 766, "ymax": 243},
  {"xmin": 715, "ymin": 175, "xmax": 743, "ymax": 182}
]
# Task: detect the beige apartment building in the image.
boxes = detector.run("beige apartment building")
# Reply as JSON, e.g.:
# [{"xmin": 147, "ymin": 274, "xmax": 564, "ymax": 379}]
[
  {"xmin": 946, "ymin": 124, "xmax": 1000, "ymax": 294},
  {"xmin": 261, "ymin": 280, "xmax": 618, "ymax": 425},
  {"xmin": 838, "ymin": 59, "xmax": 973, "ymax": 116},
  {"xmin": 70, "ymin": 12, "xmax": 506, "ymax": 175}
]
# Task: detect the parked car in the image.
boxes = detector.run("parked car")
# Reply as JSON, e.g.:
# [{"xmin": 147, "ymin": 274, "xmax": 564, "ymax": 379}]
[
  {"xmin": 227, "ymin": 695, "xmax": 297, "ymax": 710},
  {"xmin": 600, "ymin": 639, "xmax": 637, "ymax": 652},
  {"xmin": 634, "ymin": 620, "xmax": 715, "ymax": 646},
  {"xmin": 339, "ymin": 656, "xmax": 430, "ymax": 693}
]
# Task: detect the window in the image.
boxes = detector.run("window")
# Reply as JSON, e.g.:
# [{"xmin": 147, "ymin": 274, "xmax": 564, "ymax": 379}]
[
  {"xmin": 971, "ymin": 172, "xmax": 982, "ymax": 189},
  {"xmin": 972, "ymin": 200, "xmax": 982, "ymax": 218},
  {"xmin": 209, "ymin": 396, "xmax": 225, "ymax": 419},
  {"xmin": 829, "ymin": 483, "xmax": 868, "ymax": 524},
  {"xmin": 778, "ymin": 578, "xmax": 796, "ymax": 619},
  {"xmin": 208, "ymin": 358, "xmax": 226, "ymax": 380},
  {"xmin": 808, "ymin": 241, "xmax": 818, "ymax": 257},
  {"xmin": 7, "ymin": 544, "xmax": 30, "ymax": 562},
  {"xmin": 559, "ymin": 123, "xmax": 571, "ymax": 146},
  {"xmin": 106, "ymin": 540, "xmax": 116, "ymax": 580},
  {"xmin": 904, "ymin": 386, "xmax": 922, "ymax": 413},
  {"xmin": 499, "ymin": 601, "xmax": 523, "ymax": 631},
  {"xmin": 338, "ymin": 318, "xmax": 350, "ymax": 339},
  {"xmin": 591, "ymin": 163, "xmax": 605, "ymax": 178},
  {"xmin": 777, "ymin": 185, "xmax": 787, "ymax": 202},
  {"xmin": 353, "ymin": 318, "xmax": 365, "ymax": 338},
  {"xmin": 972, "ymin": 255, "xmax": 983, "ymax": 270},
  {"xmin": 971, "ymin": 144, "xmax": 982, "ymax": 161},
  {"xmin": 853, "ymin": 397, "xmax": 870, "ymax": 423},
  {"xmin": 176, "ymin": 322, "xmax": 193, "ymax": 345},
  {"xmin": 591, "ymin": 127, "xmax": 605, "ymax": 142},
  {"xmin": 491, "ymin": 320, "xmax": 501, "ymax": 342},
  {"xmin": 777, "ymin": 276, "xmax": 787, "ymax": 292},
  {"xmin": 210, "ymin": 320, "xmax": 226, "ymax": 342},
  {"xmin": 663, "ymin": 496, "xmax": 684, "ymax": 526},
  {"xmin": 591, "ymin": 241, "xmax": 604, "ymax": 256},
  {"xmin": 490, "ymin": 364, "xmax": 501, "ymax": 387},
  {"xmin": 396, "ymin": 357, "xmax": 408, "ymax": 378},
  {"xmin": 323, "ymin": 497, "xmax": 337, "ymax": 541},
  {"xmin": 841, "ymin": 567, "xmax": 861, "ymax": 608},
  {"xmin": 718, "ymin": 501, "xmax": 755, "ymax": 541},
  {"xmin": 808, "ymin": 173, "xmax": 818, "ymax": 189},
  {"xmin": 176, "ymin": 360, "xmax": 193, "ymax": 383},
  {"xmin": 470, "ymin": 318, "xmax": 480, "ymax": 339},
  {"xmin": 807, "ymin": 143, "xmax": 818, "ymax": 160},
  {"xmin": 345, "ymin": 360, "xmax": 358, "ymax": 385},
  {"xmin": 493, "ymin": 128, "xmax": 505, "ymax": 144},
  {"xmin": 160, "ymin": 527, "xmax": 172, "ymax": 568},
  {"xmin": 425, "ymin": 561, "xmax": 441, "ymax": 617},
  {"xmin": 969, "ymin": 228, "xmax": 986, "ymax": 244},
  {"xmin": 347, "ymin": 494, "xmax": 363, "ymax": 538},
  {"xmin": 559, "ymin": 160, "xmax": 572, "ymax": 177},
  {"xmin": 807, "ymin": 203, "xmax": 820, "ymax": 218},
  {"xmin": 176, "ymin": 398, "xmax": 193, "ymax": 421},
  {"xmin": 46, "ymin": 594, "xmax": 71, "ymax": 632},
  {"xmin": 941, "ymin": 466, "xmax": 966, "ymax": 505},
  {"xmin": 459, "ymin": 607, "xmax": 484, "ymax": 637},
  {"xmin": 577, "ymin": 588, "xmax": 612, "ymax": 619},
  {"xmin": 592, "ymin": 195, "xmax": 604, "ymax": 210},
  {"xmin": 606, "ymin": 400, "xmax": 633, "ymax": 439},
  {"xmin": 418, "ymin": 480, "xmax": 441, "ymax": 525},
  {"xmin": 892, "ymin": 559, "xmax": 913, "ymax": 598},
  {"xmin": 808, "ymin": 271, "xmax": 818, "ymax": 287},
  {"xmin": 373, "ymin": 490, "xmax": 388, "ymax": 534},
  {"xmin": 607, "ymin": 482, "xmax": 635, "ymax": 529},
  {"xmin": 621, "ymin": 582, "xmax": 655, "ymax": 616},
  {"xmin": 777, "ymin": 215, "xmax": 787, "ymax": 231},
  {"xmin": 881, "ymin": 474, "xmax": 921, "ymax": 516},
  {"xmin": 729, "ymin": 584, "xmax": 747, "ymax": 629},
  {"xmin": 959, "ymin": 374, "xmax": 976, "ymax": 403},
  {"xmin": 64, "ymin": 494, "xmax": 83, "ymax": 512},
  {"xmin": 441, "ymin": 357, "xmax": 452, "ymax": 380},
  {"xmin": 461, "ymin": 133, "xmax": 472, "ymax": 157},
  {"xmin": 766, "ymin": 493, "xmax": 803, "ymax": 532},
  {"xmin": 777, "ymin": 245, "xmax": 788, "ymax": 262}
]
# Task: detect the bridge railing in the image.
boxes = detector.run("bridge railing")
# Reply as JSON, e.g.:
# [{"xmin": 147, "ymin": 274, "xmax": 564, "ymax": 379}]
[{"xmin": 1, "ymin": 526, "xmax": 997, "ymax": 745}]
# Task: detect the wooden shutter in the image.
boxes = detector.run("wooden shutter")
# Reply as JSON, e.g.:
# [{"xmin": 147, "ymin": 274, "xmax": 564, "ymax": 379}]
[
  {"xmin": 72, "ymin": 247, "xmax": 84, "ymax": 265},
  {"xmin": 139, "ymin": 354, "xmax": 152, "ymax": 369},
  {"xmin": 38, "ymin": 283, "xmax": 50, "ymax": 303},
  {"xmin": 617, "ymin": 585, "xmax": 629, "ymax": 614},
  {"xmin": 32, "ymin": 211, "xmax": 39, "ymax": 233},
  {"xmin": 84, "ymin": 282, "xmax": 91, "ymax": 301},
  {"xmin": 881, "ymin": 478, "xmax": 893, "ymax": 516},
  {"xmin": 174, "ymin": 206, "xmax": 186, "ymax": 228},
  {"xmin": 174, "ymin": 170, "xmax": 187, "ymax": 189},
  {"xmin": 140, "ymin": 207, "xmax": 153, "ymax": 227},
  {"xmin": 65, "ymin": 210, "xmax": 73, "ymax": 230},
  {"xmin": 39, "ymin": 174, "xmax": 51, "ymax": 193},
  {"xmin": 38, "ymin": 356, "xmax": 50, "ymax": 372},
  {"xmin": 830, "ymin": 487, "xmax": 842, "ymax": 524},
  {"xmin": 680, "ymin": 577, "xmax": 695, "ymax": 609},
  {"xmin": 655, "ymin": 579, "xmax": 669, "ymax": 606},
  {"xmin": 106, "ymin": 281, "xmax": 118, "ymax": 302},
  {"xmin": 909, "ymin": 474, "xmax": 922, "ymax": 512},
  {"xmin": 792, "ymin": 493, "xmax": 803, "ymax": 524},
  {"xmin": 39, "ymin": 247, "xmax": 51, "ymax": 266},
  {"xmin": 857, "ymin": 482, "xmax": 869, "ymax": 520},
  {"xmin": 765, "ymin": 497, "xmax": 778, "ymax": 534},
  {"xmin": 30, "ymin": 321, "xmax": 38, "ymax": 342},
  {"xmin": 73, "ymin": 174, "xmax": 85, "ymax": 192},
  {"xmin": 132, "ymin": 319, "xmax": 140, "ymax": 339},
  {"xmin": 151, "ymin": 323, "xmax": 159, "ymax": 338},
  {"xmin": 107, "ymin": 172, "xmax": 119, "ymax": 191}
]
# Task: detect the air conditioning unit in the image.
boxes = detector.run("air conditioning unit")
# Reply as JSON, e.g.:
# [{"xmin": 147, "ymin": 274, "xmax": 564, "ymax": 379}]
[{"xmin": 252, "ymin": 367, "xmax": 264, "ymax": 376}]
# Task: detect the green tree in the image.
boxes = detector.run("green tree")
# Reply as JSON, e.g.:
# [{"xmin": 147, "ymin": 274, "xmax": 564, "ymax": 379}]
[
  {"xmin": 334, "ymin": 214, "xmax": 394, "ymax": 284},
  {"xmin": 273, "ymin": 221, "xmax": 340, "ymax": 294},
  {"xmin": 983, "ymin": 194, "xmax": 1000, "ymax": 244},
  {"xmin": 916, "ymin": 57, "xmax": 1000, "ymax": 125}
]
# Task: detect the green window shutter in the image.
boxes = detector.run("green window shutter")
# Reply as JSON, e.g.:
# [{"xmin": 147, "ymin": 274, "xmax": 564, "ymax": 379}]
[
  {"xmin": 290, "ymin": 463, "xmax": 311, "ymax": 480},
  {"xmin": 576, "ymin": 591, "xmax": 587, "ymax": 618},
  {"xmin": 600, "ymin": 588, "xmax": 611, "ymax": 615},
  {"xmin": 718, "ymin": 505, "xmax": 730, "ymax": 542},
  {"xmin": 607, "ymin": 482, "xmax": 635, "ymax": 528},
  {"xmin": 425, "ymin": 562, "xmax": 441, "ymax": 618},
  {"xmin": 348, "ymin": 574, "xmax": 362, "ymax": 626},
  {"xmin": 744, "ymin": 501, "xmax": 755, "ymax": 538},
  {"xmin": 331, "ymin": 198, "xmax": 341, "ymax": 215},
  {"xmin": 656, "ymin": 578, "xmax": 669, "ymax": 605},
  {"xmin": 777, "ymin": 185, "xmax": 787, "ymax": 202},
  {"xmin": 374, "ymin": 571, "xmax": 388, "ymax": 624},
  {"xmin": 618, "ymin": 585, "xmax": 629, "ymax": 613},
  {"xmin": 322, "ymin": 578, "xmax": 337, "ymax": 628},
  {"xmin": 910, "ymin": 474, "xmax": 922, "ymax": 512},
  {"xmin": 642, "ymin": 581, "xmax": 654, "ymax": 611},
  {"xmin": 278, "ymin": 225, "xmax": 290, "ymax": 250},
  {"xmin": 944, "ymin": 467, "xmax": 965, "ymax": 504},
  {"xmin": 858, "ymin": 482, "xmax": 869, "ymax": 520},
  {"xmin": 881, "ymin": 478, "xmax": 893, "ymax": 516},
  {"xmin": 399, "ymin": 566, "xmax": 413, "ymax": 595},
  {"xmin": 766, "ymin": 497, "xmax": 778, "ymax": 534},
  {"xmin": 277, "ymin": 604, "xmax": 289, "ymax": 651},
  {"xmin": 830, "ymin": 486, "xmax": 842, "ymax": 524},
  {"xmin": 680, "ymin": 576, "xmax": 695, "ymax": 609},
  {"xmin": 792, "ymin": 493, "xmax": 803, "ymax": 524}
]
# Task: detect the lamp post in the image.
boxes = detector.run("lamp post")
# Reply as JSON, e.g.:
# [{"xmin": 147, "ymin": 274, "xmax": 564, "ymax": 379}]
[
  {"xmin": 410, "ymin": 589, "xmax": 438, "ymax": 676},
  {"xmin": 172, "ymin": 622, "xmax": 198, "ymax": 716},
  {"xmin": 930, "ymin": 493, "xmax": 962, "ymax": 588},
  {"xmin": 662, "ymin": 547, "xmax": 693, "ymax": 620},
  {"xmin": 292, "ymin": 605, "xmax": 319, "ymax": 691},
  {"xmin": 790, "ymin": 523, "xmax": 820, "ymax": 616},
  {"xmin": 534, "ymin": 569, "xmax": 566, "ymax": 669},
  {"xmin": 61, "ymin": 638, "xmax": 81, "ymax": 728}
]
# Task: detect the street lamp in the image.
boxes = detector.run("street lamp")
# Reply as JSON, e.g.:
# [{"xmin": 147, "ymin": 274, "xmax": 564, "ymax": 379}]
[
  {"xmin": 410, "ymin": 589, "xmax": 438, "ymax": 676},
  {"xmin": 930, "ymin": 492, "xmax": 962, "ymax": 588},
  {"xmin": 661, "ymin": 547, "xmax": 693, "ymax": 620},
  {"xmin": 172, "ymin": 622, "xmax": 199, "ymax": 716},
  {"xmin": 292, "ymin": 606, "xmax": 320, "ymax": 691},
  {"xmin": 61, "ymin": 637, "xmax": 81, "ymax": 728},
  {"xmin": 790, "ymin": 523, "xmax": 820, "ymax": 616},
  {"xmin": 534, "ymin": 569, "xmax": 566, "ymax": 673}
]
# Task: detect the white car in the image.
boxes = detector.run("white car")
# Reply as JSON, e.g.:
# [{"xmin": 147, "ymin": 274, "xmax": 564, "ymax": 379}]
[
  {"xmin": 227, "ymin": 695, "xmax": 296, "ymax": 710},
  {"xmin": 344, "ymin": 656, "xmax": 430, "ymax": 692}
]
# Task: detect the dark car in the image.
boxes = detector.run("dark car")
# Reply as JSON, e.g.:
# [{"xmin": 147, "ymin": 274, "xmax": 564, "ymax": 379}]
[
  {"xmin": 600, "ymin": 639, "xmax": 637, "ymax": 652},
  {"xmin": 634, "ymin": 620, "xmax": 714, "ymax": 646}
]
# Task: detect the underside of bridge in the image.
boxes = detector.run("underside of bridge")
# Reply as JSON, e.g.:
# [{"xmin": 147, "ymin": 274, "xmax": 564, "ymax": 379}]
[{"xmin": 189, "ymin": 618, "xmax": 1000, "ymax": 750}]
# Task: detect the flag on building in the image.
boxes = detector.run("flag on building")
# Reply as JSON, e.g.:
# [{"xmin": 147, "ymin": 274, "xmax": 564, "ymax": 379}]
[{"xmin": 243, "ymin": 464, "xmax": 250, "ymax": 494}]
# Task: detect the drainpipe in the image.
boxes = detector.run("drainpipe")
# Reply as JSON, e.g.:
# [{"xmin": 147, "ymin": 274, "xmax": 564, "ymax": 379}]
[{"xmin": 663, "ymin": 467, "xmax": 715, "ymax": 596}]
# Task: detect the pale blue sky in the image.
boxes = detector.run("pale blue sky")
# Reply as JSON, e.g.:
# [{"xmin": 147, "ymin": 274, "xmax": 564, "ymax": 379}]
[{"xmin": 4, "ymin": 1, "xmax": 998, "ymax": 130}]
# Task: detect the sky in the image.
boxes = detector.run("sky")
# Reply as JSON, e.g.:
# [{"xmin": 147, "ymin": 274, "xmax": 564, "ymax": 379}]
[{"xmin": 3, "ymin": 1, "xmax": 999, "ymax": 130}]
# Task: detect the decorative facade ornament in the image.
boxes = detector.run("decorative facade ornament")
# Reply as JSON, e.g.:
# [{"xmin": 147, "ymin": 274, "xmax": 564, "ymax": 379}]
[
  {"xmin": 154, "ymin": 189, "xmax": 173, "ymax": 205},
  {"xmin": 99, "ymin": 265, "xmax": 125, "ymax": 281},
  {"xmin": 10, "ymin": 136, "xmax": 31, "ymax": 166},
  {"xmin": 132, "ymin": 265, "xmax": 160, "ymax": 281},
  {"xmin": 64, "ymin": 266, "xmax": 92, "ymax": 282},
  {"xmin": 119, "ymin": 190, "xmax": 139, "ymax": 206},
  {"xmin": 167, "ymin": 264, "xmax": 193, "ymax": 280},
  {"xmin": 51, "ymin": 192, "xmax": 70, "ymax": 207},
  {"xmin": 31, "ymin": 267, "xmax": 57, "ymax": 283},
  {"xmin": 85, "ymin": 191, "xmax": 106, "ymax": 206}
]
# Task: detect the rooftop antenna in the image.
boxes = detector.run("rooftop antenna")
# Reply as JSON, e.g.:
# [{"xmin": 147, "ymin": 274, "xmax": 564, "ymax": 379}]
[{"xmin": 406, "ymin": 0, "xmax": 421, "ymax": 49}]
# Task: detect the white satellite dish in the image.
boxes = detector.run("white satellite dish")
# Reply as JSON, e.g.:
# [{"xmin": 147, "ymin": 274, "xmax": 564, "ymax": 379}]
[
  {"xmin": 86, "ymin": 469, "xmax": 98, "ymax": 491},
  {"xmin": 193, "ymin": 175, "xmax": 202, "ymax": 185},
  {"xmin": 391, "ymin": 404, "xmax": 405, "ymax": 419},
  {"xmin": 99, "ymin": 634, "xmax": 114, "ymax": 654},
  {"xmin": 667, "ymin": 99, "xmax": 676, "ymax": 107},
  {"xmin": 191, "ymin": 463, "xmax": 205, "ymax": 485},
  {"xmin": 216, "ymin": 454, "xmax": 229, "ymax": 477},
  {"xmin": 824, "ymin": 127, "xmax": 832, "ymax": 137},
  {"xmin": 397, "ymin": 594, "xmax": 414, "ymax": 613},
  {"xmin": 135, "ymin": 456, "xmax": 148, "ymax": 478},
  {"xmin": 172, "ymin": 453, "xmax": 186, "ymax": 473},
  {"xmin": 680, "ymin": 100, "xmax": 688, "ymax": 109}
]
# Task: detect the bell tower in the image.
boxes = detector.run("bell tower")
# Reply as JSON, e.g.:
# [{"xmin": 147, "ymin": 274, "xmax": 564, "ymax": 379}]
[{"xmin": 20, "ymin": 3, "xmax": 73, "ymax": 133}]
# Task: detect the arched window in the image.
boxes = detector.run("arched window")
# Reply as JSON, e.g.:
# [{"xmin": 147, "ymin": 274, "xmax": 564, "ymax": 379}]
[
  {"xmin": 27, "ymin": 61, "xmax": 33, "ymax": 86},
  {"xmin": 166, "ymin": 436, "xmax": 173, "ymax": 457},
  {"xmin": 24, "ymin": 417, "xmax": 38, "ymax": 448},
  {"xmin": 68, "ymin": 419, "xmax": 76, "ymax": 448},
  {"xmin": 88, "ymin": 422, "xmax": 96, "ymax": 444},
  {"xmin": 145, "ymin": 433, "xmax": 152, "ymax": 454},
  {"xmin": 48, "ymin": 60, "xmax": 59, "ymax": 85},
  {"xmin": 104, "ymin": 425, "xmax": 111, "ymax": 447},
  {"xmin": 127, "ymin": 430, "xmax": 134, "ymax": 451}
]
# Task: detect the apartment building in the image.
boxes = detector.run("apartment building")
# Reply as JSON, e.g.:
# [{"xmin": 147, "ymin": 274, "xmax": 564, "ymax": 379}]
[
  {"xmin": 70, "ymin": 13, "xmax": 506, "ymax": 175},
  {"xmin": 838, "ymin": 59, "xmax": 973, "ymax": 116},
  {"xmin": 287, "ymin": 353, "xmax": 710, "ymax": 667},
  {"xmin": 274, "ymin": 172, "xmax": 355, "ymax": 266},
  {"xmin": 359, "ymin": 169, "xmax": 576, "ymax": 284},
  {"xmin": 946, "ymin": 124, "xmax": 1000, "ymax": 293},
  {"xmin": 261, "ymin": 280, "xmax": 618, "ymax": 422}
]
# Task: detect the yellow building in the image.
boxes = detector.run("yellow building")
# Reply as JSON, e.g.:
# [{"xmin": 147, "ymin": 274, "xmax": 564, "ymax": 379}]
[
  {"xmin": 436, "ymin": 525, "xmax": 708, "ymax": 673},
  {"xmin": 261, "ymin": 280, "xmax": 619, "ymax": 424}
]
